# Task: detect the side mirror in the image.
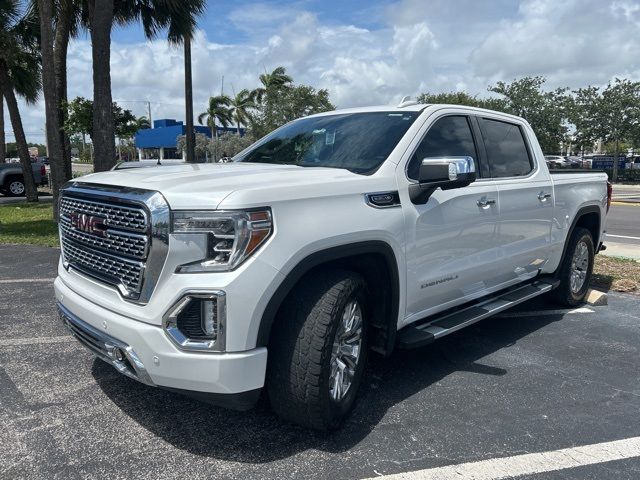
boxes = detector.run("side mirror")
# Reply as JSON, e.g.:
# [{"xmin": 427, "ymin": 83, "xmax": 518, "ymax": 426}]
[{"xmin": 410, "ymin": 156, "xmax": 476, "ymax": 204}]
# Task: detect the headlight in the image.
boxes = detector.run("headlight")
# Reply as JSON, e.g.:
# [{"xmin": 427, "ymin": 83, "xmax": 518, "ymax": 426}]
[{"xmin": 172, "ymin": 209, "xmax": 273, "ymax": 272}]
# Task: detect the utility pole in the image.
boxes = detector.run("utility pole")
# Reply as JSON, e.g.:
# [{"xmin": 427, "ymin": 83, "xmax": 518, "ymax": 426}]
[
  {"xmin": 184, "ymin": 36, "xmax": 195, "ymax": 163},
  {"xmin": 147, "ymin": 101, "xmax": 152, "ymax": 128}
]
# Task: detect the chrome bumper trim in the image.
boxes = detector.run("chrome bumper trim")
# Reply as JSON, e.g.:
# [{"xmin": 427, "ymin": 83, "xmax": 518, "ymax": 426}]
[{"xmin": 58, "ymin": 302, "xmax": 155, "ymax": 386}]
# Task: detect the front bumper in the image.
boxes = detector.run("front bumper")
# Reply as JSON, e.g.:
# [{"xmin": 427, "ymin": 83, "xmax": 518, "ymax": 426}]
[{"xmin": 55, "ymin": 277, "xmax": 267, "ymax": 407}]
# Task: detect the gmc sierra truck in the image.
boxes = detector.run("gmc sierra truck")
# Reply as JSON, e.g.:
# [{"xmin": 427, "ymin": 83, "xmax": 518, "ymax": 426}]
[{"xmin": 55, "ymin": 103, "xmax": 610, "ymax": 430}]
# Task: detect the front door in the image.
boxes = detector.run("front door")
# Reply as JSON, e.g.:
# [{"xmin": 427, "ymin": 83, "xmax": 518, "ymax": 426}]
[{"xmin": 399, "ymin": 113, "xmax": 504, "ymax": 325}]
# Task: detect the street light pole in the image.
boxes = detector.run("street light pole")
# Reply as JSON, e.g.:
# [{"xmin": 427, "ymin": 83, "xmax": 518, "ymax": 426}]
[{"xmin": 184, "ymin": 35, "xmax": 195, "ymax": 163}]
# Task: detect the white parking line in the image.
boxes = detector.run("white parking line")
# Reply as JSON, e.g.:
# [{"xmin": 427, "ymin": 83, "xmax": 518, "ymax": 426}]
[
  {"xmin": 494, "ymin": 307, "xmax": 594, "ymax": 318},
  {"xmin": 0, "ymin": 278, "xmax": 56, "ymax": 284},
  {"xmin": 368, "ymin": 436, "xmax": 640, "ymax": 480},
  {"xmin": 0, "ymin": 335, "xmax": 75, "ymax": 347},
  {"xmin": 607, "ymin": 234, "xmax": 640, "ymax": 241}
]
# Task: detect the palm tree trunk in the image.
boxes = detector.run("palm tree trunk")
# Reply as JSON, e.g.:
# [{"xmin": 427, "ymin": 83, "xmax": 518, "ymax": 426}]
[
  {"xmin": 54, "ymin": 1, "xmax": 73, "ymax": 180},
  {"xmin": 184, "ymin": 36, "xmax": 195, "ymax": 163},
  {"xmin": 39, "ymin": 0, "xmax": 66, "ymax": 217},
  {"xmin": 88, "ymin": 0, "xmax": 116, "ymax": 172},
  {"xmin": 0, "ymin": 97, "xmax": 5, "ymax": 164},
  {"xmin": 0, "ymin": 63, "xmax": 38, "ymax": 202},
  {"xmin": 237, "ymin": 121, "xmax": 240, "ymax": 135}
]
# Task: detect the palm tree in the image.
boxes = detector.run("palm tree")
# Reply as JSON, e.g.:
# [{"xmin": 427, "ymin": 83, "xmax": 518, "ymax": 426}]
[
  {"xmin": 229, "ymin": 89, "xmax": 255, "ymax": 134},
  {"xmin": 53, "ymin": 0, "xmax": 81, "ymax": 180},
  {"xmin": 135, "ymin": 115, "xmax": 150, "ymax": 130},
  {"xmin": 0, "ymin": 0, "xmax": 41, "ymax": 202},
  {"xmin": 251, "ymin": 66, "xmax": 293, "ymax": 104},
  {"xmin": 39, "ymin": 0, "xmax": 67, "ymax": 212},
  {"xmin": 198, "ymin": 95, "xmax": 231, "ymax": 140},
  {"xmin": 85, "ymin": 0, "xmax": 206, "ymax": 171}
]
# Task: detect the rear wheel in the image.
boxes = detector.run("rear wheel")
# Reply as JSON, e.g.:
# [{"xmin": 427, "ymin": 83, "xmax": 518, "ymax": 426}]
[
  {"xmin": 267, "ymin": 270, "xmax": 368, "ymax": 430},
  {"xmin": 552, "ymin": 227, "xmax": 594, "ymax": 306},
  {"xmin": 5, "ymin": 177, "xmax": 26, "ymax": 197}
]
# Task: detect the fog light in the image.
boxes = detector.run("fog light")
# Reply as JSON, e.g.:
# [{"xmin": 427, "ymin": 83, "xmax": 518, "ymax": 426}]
[
  {"xmin": 201, "ymin": 299, "xmax": 217, "ymax": 337},
  {"xmin": 163, "ymin": 291, "xmax": 227, "ymax": 352}
]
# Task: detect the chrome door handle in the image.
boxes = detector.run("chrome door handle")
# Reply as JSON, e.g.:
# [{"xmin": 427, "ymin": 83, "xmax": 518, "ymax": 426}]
[
  {"xmin": 477, "ymin": 197, "xmax": 496, "ymax": 208},
  {"xmin": 538, "ymin": 191, "xmax": 552, "ymax": 202}
]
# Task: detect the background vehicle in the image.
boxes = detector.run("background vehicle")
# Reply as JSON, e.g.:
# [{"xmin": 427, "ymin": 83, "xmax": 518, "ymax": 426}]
[
  {"xmin": 0, "ymin": 158, "xmax": 47, "ymax": 196},
  {"xmin": 55, "ymin": 103, "xmax": 609, "ymax": 430},
  {"xmin": 544, "ymin": 155, "xmax": 569, "ymax": 168}
]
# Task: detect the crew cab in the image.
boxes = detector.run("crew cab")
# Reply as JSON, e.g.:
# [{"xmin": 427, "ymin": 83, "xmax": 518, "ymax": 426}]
[{"xmin": 54, "ymin": 103, "xmax": 610, "ymax": 430}]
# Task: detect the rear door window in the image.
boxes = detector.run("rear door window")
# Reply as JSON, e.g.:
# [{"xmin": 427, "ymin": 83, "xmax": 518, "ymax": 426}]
[{"xmin": 479, "ymin": 118, "xmax": 533, "ymax": 178}]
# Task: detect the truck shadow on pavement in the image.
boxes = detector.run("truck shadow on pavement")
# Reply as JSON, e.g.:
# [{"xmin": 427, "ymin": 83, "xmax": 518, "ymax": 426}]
[{"xmin": 92, "ymin": 304, "xmax": 565, "ymax": 463}]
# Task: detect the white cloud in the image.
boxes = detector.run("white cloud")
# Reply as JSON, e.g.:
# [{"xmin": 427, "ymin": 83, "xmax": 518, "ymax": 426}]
[{"xmin": 5, "ymin": 0, "xmax": 640, "ymax": 144}]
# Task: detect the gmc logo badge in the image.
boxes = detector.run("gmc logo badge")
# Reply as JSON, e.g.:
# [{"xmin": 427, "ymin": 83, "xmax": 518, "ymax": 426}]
[{"xmin": 69, "ymin": 213, "xmax": 106, "ymax": 237}]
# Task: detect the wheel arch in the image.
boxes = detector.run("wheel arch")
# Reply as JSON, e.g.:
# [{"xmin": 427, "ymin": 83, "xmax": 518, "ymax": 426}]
[
  {"xmin": 256, "ymin": 240, "xmax": 400, "ymax": 356},
  {"xmin": 556, "ymin": 205, "xmax": 601, "ymax": 275}
]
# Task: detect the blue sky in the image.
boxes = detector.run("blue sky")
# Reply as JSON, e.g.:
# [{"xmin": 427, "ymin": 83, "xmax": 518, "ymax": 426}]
[{"xmin": 6, "ymin": 0, "xmax": 640, "ymax": 144}]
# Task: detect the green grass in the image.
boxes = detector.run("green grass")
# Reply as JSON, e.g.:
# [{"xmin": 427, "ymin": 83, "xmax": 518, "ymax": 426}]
[{"xmin": 0, "ymin": 202, "xmax": 59, "ymax": 247}]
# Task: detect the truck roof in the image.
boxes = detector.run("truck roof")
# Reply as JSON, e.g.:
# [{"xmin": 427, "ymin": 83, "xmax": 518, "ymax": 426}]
[{"xmin": 308, "ymin": 103, "xmax": 527, "ymax": 124}]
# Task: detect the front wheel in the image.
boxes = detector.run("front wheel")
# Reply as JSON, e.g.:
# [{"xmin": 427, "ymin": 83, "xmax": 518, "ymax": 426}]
[
  {"xmin": 552, "ymin": 227, "xmax": 594, "ymax": 306},
  {"xmin": 5, "ymin": 178, "xmax": 26, "ymax": 197},
  {"xmin": 267, "ymin": 270, "xmax": 368, "ymax": 430}
]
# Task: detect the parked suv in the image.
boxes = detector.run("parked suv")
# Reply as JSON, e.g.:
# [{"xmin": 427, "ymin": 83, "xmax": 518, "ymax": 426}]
[{"xmin": 55, "ymin": 103, "xmax": 609, "ymax": 430}]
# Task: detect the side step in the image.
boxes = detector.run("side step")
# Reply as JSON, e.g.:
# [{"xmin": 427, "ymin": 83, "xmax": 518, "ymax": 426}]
[{"xmin": 396, "ymin": 278, "xmax": 560, "ymax": 349}]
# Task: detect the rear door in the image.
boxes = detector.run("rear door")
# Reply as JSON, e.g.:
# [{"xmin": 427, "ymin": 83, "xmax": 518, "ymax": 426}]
[
  {"xmin": 476, "ymin": 116, "xmax": 554, "ymax": 280},
  {"xmin": 398, "ymin": 111, "xmax": 504, "ymax": 324}
]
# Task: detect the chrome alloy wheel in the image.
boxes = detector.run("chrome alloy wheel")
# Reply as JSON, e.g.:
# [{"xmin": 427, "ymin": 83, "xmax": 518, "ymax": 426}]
[
  {"xmin": 570, "ymin": 240, "xmax": 589, "ymax": 293},
  {"xmin": 9, "ymin": 180, "xmax": 25, "ymax": 196},
  {"xmin": 329, "ymin": 300, "xmax": 363, "ymax": 402}
]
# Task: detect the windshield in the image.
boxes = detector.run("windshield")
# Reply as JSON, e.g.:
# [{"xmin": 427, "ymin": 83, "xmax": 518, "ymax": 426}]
[{"xmin": 234, "ymin": 111, "xmax": 420, "ymax": 174}]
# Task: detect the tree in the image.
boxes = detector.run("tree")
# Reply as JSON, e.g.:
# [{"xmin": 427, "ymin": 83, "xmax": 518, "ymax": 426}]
[
  {"xmin": 570, "ymin": 79, "xmax": 640, "ymax": 181},
  {"xmin": 246, "ymin": 66, "xmax": 334, "ymax": 137},
  {"xmin": 52, "ymin": 0, "xmax": 80, "ymax": 180},
  {"xmin": 229, "ymin": 89, "xmax": 255, "ymax": 134},
  {"xmin": 489, "ymin": 76, "xmax": 569, "ymax": 154},
  {"xmin": 63, "ymin": 96, "xmax": 92, "ymax": 149},
  {"xmin": 86, "ymin": 0, "xmax": 115, "ymax": 172},
  {"xmin": 0, "ymin": 0, "xmax": 41, "ymax": 201},
  {"xmin": 416, "ymin": 91, "xmax": 510, "ymax": 112},
  {"xmin": 85, "ymin": 0, "xmax": 206, "ymax": 171},
  {"xmin": 198, "ymin": 95, "xmax": 231, "ymax": 140},
  {"xmin": 177, "ymin": 131, "xmax": 254, "ymax": 162},
  {"xmin": 64, "ymin": 97, "xmax": 138, "ymax": 139},
  {"xmin": 39, "ymin": 0, "xmax": 66, "ymax": 214},
  {"xmin": 251, "ymin": 66, "xmax": 293, "ymax": 104},
  {"xmin": 252, "ymin": 82, "xmax": 334, "ymax": 137}
]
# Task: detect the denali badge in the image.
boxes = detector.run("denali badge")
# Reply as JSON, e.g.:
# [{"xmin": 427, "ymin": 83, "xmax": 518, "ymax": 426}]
[
  {"xmin": 69, "ymin": 213, "xmax": 106, "ymax": 237},
  {"xmin": 421, "ymin": 275, "xmax": 458, "ymax": 289}
]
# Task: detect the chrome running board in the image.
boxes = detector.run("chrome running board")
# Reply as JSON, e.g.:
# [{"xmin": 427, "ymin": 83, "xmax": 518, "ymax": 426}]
[{"xmin": 396, "ymin": 278, "xmax": 560, "ymax": 349}]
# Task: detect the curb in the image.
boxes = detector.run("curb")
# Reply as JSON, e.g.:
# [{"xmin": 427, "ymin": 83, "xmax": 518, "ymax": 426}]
[{"xmin": 585, "ymin": 289, "xmax": 608, "ymax": 306}]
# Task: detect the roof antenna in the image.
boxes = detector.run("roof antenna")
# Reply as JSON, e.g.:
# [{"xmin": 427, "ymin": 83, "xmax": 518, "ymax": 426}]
[{"xmin": 397, "ymin": 95, "xmax": 418, "ymax": 108}]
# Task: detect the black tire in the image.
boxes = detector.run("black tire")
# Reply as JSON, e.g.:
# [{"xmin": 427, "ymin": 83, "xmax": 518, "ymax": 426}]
[
  {"xmin": 5, "ymin": 176, "xmax": 26, "ymax": 197},
  {"xmin": 267, "ymin": 269, "xmax": 368, "ymax": 431},
  {"xmin": 552, "ymin": 227, "xmax": 594, "ymax": 306}
]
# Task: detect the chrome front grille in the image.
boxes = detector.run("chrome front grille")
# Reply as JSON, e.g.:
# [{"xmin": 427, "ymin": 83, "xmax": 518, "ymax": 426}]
[
  {"xmin": 60, "ymin": 196, "xmax": 147, "ymax": 232},
  {"xmin": 59, "ymin": 183, "xmax": 170, "ymax": 303},
  {"xmin": 61, "ymin": 237, "xmax": 144, "ymax": 294},
  {"xmin": 59, "ymin": 215, "xmax": 148, "ymax": 259}
]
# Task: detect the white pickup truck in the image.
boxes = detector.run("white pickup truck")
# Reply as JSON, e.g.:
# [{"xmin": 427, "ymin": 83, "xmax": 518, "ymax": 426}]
[{"xmin": 55, "ymin": 103, "xmax": 610, "ymax": 430}]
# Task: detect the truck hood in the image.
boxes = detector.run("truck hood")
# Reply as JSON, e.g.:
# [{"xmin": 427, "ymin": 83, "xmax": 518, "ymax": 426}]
[{"xmin": 76, "ymin": 163, "xmax": 381, "ymax": 209}]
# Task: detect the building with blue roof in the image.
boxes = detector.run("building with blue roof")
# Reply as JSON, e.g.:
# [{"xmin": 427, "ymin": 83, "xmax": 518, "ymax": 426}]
[{"xmin": 134, "ymin": 119, "xmax": 245, "ymax": 160}]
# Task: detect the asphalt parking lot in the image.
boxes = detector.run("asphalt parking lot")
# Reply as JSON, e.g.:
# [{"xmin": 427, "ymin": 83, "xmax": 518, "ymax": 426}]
[{"xmin": 1, "ymin": 244, "xmax": 640, "ymax": 479}]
